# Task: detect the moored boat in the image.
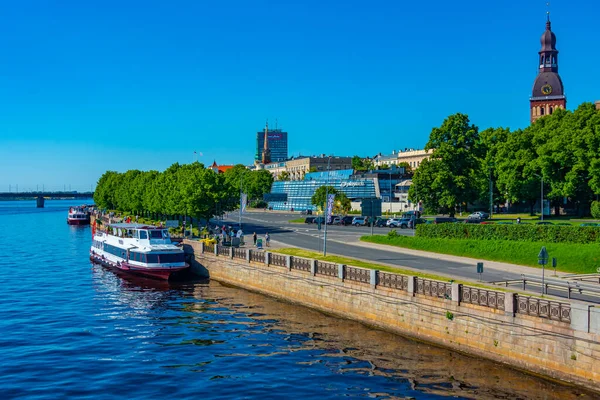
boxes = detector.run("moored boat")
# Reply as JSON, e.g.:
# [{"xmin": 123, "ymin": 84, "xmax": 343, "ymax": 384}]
[
  {"xmin": 67, "ymin": 206, "xmax": 91, "ymax": 225},
  {"xmin": 90, "ymin": 223, "xmax": 189, "ymax": 280}
]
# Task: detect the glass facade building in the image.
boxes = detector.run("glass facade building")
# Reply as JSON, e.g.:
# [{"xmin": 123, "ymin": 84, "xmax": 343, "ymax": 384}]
[
  {"xmin": 255, "ymin": 129, "xmax": 288, "ymax": 162},
  {"xmin": 268, "ymin": 169, "xmax": 377, "ymax": 211}
]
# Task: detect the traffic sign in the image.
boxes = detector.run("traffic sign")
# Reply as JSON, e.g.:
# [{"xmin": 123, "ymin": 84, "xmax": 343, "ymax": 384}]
[{"xmin": 476, "ymin": 262, "xmax": 484, "ymax": 274}]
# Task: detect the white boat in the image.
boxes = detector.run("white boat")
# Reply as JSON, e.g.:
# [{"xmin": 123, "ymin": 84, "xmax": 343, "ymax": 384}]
[
  {"xmin": 90, "ymin": 223, "xmax": 189, "ymax": 280},
  {"xmin": 67, "ymin": 206, "xmax": 90, "ymax": 225}
]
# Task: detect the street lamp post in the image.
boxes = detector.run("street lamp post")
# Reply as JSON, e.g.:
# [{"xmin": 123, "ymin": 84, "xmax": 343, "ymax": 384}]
[
  {"xmin": 323, "ymin": 156, "xmax": 332, "ymax": 256},
  {"xmin": 534, "ymin": 173, "xmax": 544, "ymax": 222}
]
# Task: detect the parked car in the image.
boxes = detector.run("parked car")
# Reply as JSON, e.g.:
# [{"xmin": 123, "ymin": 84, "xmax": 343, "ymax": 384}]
[
  {"xmin": 433, "ymin": 217, "xmax": 457, "ymax": 224},
  {"xmin": 580, "ymin": 223, "xmax": 599, "ymax": 227},
  {"xmin": 339, "ymin": 216, "xmax": 355, "ymax": 226},
  {"xmin": 352, "ymin": 217, "xmax": 367, "ymax": 226},
  {"xmin": 386, "ymin": 218, "xmax": 403, "ymax": 227},
  {"xmin": 374, "ymin": 217, "xmax": 387, "ymax": 227},
  {"xmin": 313, "ymin": 216, "xmax": 325, "ymax": 225},
  {"xmin": 536, "ymin": 221, "xmax": 554, "ymax": 225},
  {"xmin": 410, "ymin": 218, "xmax": 428, "ymax": 228},
  {"xmin": 300, "ymin": 209, "xmax": 313, "ymax": 215},
  {"xmin": 327, "ymin": 215, "xmax": 339, "ymax": 225},
  {"xmin": 464, "ymin": 217, "xmax": 483, "ymax": 224},
  {"xmin": 398, "ymin": 218, "xmax": 414, "ymax": 229},
  {"xmin": 304, "ymin": 216, "xmax": 316, "ymax": 224},
  {"xmin": 469, "ymin": 211, "xmax": 490, "ymax": 220}
]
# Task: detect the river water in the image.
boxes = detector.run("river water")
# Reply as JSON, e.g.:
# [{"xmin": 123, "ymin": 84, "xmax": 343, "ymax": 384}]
[{"xmin": 0, "ymin": 200, "xmax": 595, "ymax": 399}]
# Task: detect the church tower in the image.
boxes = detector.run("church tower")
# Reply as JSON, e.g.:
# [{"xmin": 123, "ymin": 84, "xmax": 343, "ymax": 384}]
[{"xmin": 530, "ymin": 12, "xmax": 566, "ymax": 123}]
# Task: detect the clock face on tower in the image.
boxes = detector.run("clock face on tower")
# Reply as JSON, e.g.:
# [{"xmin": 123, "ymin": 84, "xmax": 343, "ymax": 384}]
[{"xmin": 541, "ymin": 84, "xmax": 553, "ymax": 95}]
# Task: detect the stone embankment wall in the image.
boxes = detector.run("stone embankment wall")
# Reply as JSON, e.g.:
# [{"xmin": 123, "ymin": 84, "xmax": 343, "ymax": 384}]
[{"xmin": 183, "ymin": 240, "xmax": 600, "ymax": 392}]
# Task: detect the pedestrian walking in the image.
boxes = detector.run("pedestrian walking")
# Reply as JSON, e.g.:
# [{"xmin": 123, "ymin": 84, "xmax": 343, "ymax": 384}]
[
  {"xmin": 252, "ymin": 232, "xmax": 257, "ymax": 246},
  {"xmin": 265, "ymin": 232, "xmax": 270, "ymax": 247}
]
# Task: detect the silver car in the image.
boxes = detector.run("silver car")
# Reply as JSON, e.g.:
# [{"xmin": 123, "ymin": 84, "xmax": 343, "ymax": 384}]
[{"xmin": 352, "ymin": 217, "xmax": 367, "ymax": 226}]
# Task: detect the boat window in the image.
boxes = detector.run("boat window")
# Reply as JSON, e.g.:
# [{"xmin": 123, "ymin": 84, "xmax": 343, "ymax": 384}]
[
  {"xmin": 162, "ymin": 230, "xmax": 170, "ymax": 239},
  {"xmin": 139, "ymin": 230, "xmax": 148, "ymax": 239},
  {"xmin": 149, "ymin": 230, "xmax": 163, "ymax": 239}
]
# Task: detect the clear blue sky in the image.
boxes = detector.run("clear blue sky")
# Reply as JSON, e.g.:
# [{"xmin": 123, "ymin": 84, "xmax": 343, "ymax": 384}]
[{"xmin": 1, "ymin": 0, "xmax": 598, "ymax": 192}]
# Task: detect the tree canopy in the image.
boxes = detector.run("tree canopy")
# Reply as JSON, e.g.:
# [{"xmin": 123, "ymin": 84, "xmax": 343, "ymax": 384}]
[
  {"xmin": 311, "ymin": 186, "xmax": 351, "ymax": 214},
  {"xmin": 409, "ymin": 113, "xmax": 484, "ymax": 216},
  {"xmin": 94, "ymin": 162, "xmax": 274, "ymax": 221}
]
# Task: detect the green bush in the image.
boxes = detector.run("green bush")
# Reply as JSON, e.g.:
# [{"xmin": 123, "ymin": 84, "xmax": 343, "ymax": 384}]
[
  {"xmin": 251, "ymin": 200, "xmax": 268, "ymax": 209},
  {"xmin": 416, "ymin": 223, "xmax": 600, "ymax": 244},
  {"xmin": 591, "ymin": 201, "xmax": 600, "ymax": 219}
]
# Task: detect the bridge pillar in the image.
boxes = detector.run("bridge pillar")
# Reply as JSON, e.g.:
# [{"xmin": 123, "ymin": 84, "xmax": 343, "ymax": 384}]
[{"xmin": 36, "ymin": 196, "xmax": 45, "ymax": 208}]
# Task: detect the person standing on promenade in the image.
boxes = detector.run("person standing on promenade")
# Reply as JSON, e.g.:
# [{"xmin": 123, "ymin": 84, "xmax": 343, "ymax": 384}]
[
  {"xmin": 265, "ymin": 232, "xmax": 270, "ymax": 247},
  {"xmin": 252, "ymin": 232, "xmax": 257, "ymax": 246}
]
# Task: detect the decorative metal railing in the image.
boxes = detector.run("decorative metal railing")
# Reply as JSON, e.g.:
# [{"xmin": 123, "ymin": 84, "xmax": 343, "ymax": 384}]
[
  {"xmin": 315, "ymin": 261, "xmax": 337, "ymax": 277},
  {"xmin": 249, "ymin": 250, "xmax": 265, "ymax": 263},
  {"xmin": 270, "ymin": 253, "xmax": 287, "ymax": 267},
  {"xmin": 461, "ymin": 286, "xmax": 505, "ymax": 310},
  {"xmin": 217, "ymin": 245, "xmax": 230, "ymax": 256},
  {"xmin": 290, "ymin": 257, "xmax": 311, "ymax": 272},
  {"xmin": 193, "ymin": 245, "xmax": 576, "ymax": 324},
  {"xmin": 379, "ymin": 272, "xmax": 409, "ymax": 291},
  {"xmin": 416, "ymin": 278, "xmax": 452, "ymax": 299},
  {"xmin": 516, "ymin": 295, "xmax": 571, "ymax": 323},
  {"xmin": 345, "ymin": 266, "xmax": 370, "ymax": 284},
  {"xmin": 233, "ymin": 247, "xmax": 246, "ymax": 259}
]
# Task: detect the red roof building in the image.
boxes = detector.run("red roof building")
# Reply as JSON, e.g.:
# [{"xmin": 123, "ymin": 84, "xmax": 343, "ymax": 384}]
[{"xmin": 209, "ymin": 161, "xmax": 234, "ymax": 174}]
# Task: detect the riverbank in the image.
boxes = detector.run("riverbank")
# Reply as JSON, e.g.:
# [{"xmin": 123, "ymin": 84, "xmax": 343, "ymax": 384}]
[
  {"xmin": 360, "ymin": 235, "xmax": 600, "ymax": 274},
  {"xmin": 183, "ymin": 239, "xmax": 600, "ymax": 394}
]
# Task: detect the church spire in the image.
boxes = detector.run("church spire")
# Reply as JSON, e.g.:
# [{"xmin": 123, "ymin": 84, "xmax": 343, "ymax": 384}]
[
  {"xmin": 529, "ymin": 6, "xmax": 566, "ymax": 123},
  {"xmin": 261, "ymin": 120, "xmax": 271, "ymax": 164}
]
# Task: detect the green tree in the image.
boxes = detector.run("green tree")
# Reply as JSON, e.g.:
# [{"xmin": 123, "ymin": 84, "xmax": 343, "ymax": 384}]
[
  {"xmin": 409, "ymin": 113, "xmax": 484, "ymax": 216},
  {"xmin": 278, "ymin": 171, "xmax": 290, "ymax": 181},
  {"xmin": 333, "ymin": 192, "xmax": 351, "ymax": 214},
  {"xmin": 494, "ymin": 129, "xmax": 541, "ymax": 215},
  {"xmin": 94, "ymin": 171, "xmax": 122, "ymax": 210},
  {"xmin": 398, "ymin": 162, "xmax": 412, "ymax": 173},
  {"xmin": 311, "ymin": 186, "xmax": 338, "ymax": 211}
]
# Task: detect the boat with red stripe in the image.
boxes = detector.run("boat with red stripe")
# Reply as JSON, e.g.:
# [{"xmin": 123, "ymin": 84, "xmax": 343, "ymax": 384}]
[{"xmin": 90, "ymin": 222, "xmax": 188, "ymax": 280}]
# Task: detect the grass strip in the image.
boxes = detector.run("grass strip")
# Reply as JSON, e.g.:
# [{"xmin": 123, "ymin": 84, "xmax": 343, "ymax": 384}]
[
  {"xmin": 270, "ymin": 248, "xmax": 513, "ymax": 291},
  {"xmin": 289, "ymin": 218, "xmax": 306, "ymax": 223},
  {"xmin": 361, "ymin": 235, "xmax": 600, "ymax": 274}
]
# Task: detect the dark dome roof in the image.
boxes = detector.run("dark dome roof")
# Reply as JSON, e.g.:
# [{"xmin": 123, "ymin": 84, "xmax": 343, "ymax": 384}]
[
  {"xmin": 540, "ymin": 21, "xmax": 556, "ymax": 50},
  {"xmin": 531, "ymin": 72, "xmax": 564, "ymax": 97}
]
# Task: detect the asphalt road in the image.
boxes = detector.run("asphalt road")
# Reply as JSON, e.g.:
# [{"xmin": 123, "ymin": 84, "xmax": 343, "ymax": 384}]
[{"xmin": 212, "ymin": 211, "xmax": 600, "ymax": 303}]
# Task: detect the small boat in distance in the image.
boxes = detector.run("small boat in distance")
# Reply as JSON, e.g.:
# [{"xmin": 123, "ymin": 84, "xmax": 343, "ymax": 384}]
[
  {"xmin": 90, "ymin": 223, "xmax": 189, "ymax": 280},
  {"xmin": 67, "ymin": 206, "xmax": 91, "ymax": 225}
]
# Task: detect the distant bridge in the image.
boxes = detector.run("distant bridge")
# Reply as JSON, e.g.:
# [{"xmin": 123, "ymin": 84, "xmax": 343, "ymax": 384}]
[
  {"xmin": 0, "ymin": 192, "xmax": 94, "ymax": 207},
  {"xmin": 0, "ymin": 192, "xmax": 94, "ymax": 199}
]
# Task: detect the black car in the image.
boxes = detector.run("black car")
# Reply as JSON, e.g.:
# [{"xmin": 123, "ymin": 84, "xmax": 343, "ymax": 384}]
[
  {"xmin": 304, "ymin": 217, "xmax": 316, "ymax": 223},
  {"xmin": 433, "ymin": 217, "xmax": 457, "ymax": 224},
  {"xmin": 301, "ymin": 209, "xmax": 313, "ymax": 215},
  {"xmin": 339, "ymin": 216, "xmax": 355, "ymax": 226},
  {"xmin": 313, "ymin": 216, "xmax": 326, "ymax": 225},
  {"xmin": 374, "ymin": 218, "xmax": 387, "ymax": 227}
]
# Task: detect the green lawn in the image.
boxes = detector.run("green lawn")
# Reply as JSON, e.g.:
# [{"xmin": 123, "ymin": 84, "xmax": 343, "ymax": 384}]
[
  {"xmin": 289, "ymin": 218, "xmax": 306, "ymax": 223},
  {"xmin": 361, "ymin": 235, "xmax": 600, "ymax": 274}
]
